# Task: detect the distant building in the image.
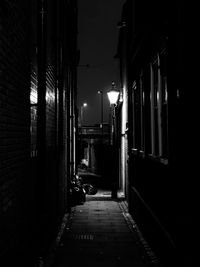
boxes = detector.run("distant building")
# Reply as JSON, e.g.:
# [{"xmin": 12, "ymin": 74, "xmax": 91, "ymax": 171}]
[{"xmin": 78, "ymin": 124, "xmax": 112, "ymax": 176}]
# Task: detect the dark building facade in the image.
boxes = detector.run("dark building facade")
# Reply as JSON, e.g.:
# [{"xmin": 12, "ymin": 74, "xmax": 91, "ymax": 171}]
[
  {"xmin": 0, "ymin": 0, "xmax": 78, "ymax": 266},
  {"xmin": 116, "ymin": 1, "xmax": 194, "ymax": 266}
]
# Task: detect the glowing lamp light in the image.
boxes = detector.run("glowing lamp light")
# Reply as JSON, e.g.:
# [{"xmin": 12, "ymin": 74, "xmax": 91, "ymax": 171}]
[
  {"xmin": 107, "ymin": 81, "xmax": 120, "ymax": 105},
  {"xmin": 107, "ymin": 90, "xmax": 120, "ymax": 105},
  {"xmin": 83, "ymin": 102, "xmax": 87, "ymax": 107}
]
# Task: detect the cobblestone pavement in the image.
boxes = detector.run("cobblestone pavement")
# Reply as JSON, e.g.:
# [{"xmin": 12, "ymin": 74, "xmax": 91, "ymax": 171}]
[{"xmin": 47, "ymin": 192, "xmax": 159, "ymax": 267}]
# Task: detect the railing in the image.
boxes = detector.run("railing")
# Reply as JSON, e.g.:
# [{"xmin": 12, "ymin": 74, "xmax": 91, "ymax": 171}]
[{"xmin": 78, "ymin": 125, "xmax": 110, "ymax": 136}]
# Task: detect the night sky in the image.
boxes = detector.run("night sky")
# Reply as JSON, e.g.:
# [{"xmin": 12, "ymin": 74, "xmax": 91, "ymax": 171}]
[{"xmin": 77, "ymin": 0, "xmax": 125, "ymax": 125}]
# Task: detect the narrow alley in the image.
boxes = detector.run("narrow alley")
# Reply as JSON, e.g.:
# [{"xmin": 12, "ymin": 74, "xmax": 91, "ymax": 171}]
[
  {"xmin": 43, "ymin": 191, "xmax": 158, "ymax": 267},
  {"xmin": 0, "ymin": 1, "xmax": 194, "ymax": 267}
]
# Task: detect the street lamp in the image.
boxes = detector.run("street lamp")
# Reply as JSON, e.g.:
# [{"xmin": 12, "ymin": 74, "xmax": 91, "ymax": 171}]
[
  {"xmin": 107, "ymin": 89, "xmax": 120, "ymax": 105},
  {"xmin": 80, "ymin": 102, "xmax": 87, "ymax": 126},
  {"xmin": 107, "ymin": 82, "xmax": 120, "ymax": 145},
  {"xmin": 79, "ymin": 103, "xmax": 87, "ymax": 168},
  {"xmin": 107, "ymin": 82, "xmax": 120, "ymax": 198}
]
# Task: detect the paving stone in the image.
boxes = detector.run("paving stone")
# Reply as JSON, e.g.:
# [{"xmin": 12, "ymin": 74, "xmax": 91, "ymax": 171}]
[{"xmin": 49, "ymin": 195, "xmax": 159, "ymax": 267}]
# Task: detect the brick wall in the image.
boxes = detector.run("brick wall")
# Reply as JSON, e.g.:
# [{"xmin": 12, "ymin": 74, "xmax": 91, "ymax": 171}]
[
  {"xmin": 0, "ymin": 0, "xmax": 32, "ymax": 264},
  {"xmin": 0, "ymin": 0, "xmax": 78, "ymax": 265}
]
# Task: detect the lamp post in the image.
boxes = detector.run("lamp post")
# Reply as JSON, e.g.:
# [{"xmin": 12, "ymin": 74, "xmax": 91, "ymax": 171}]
[
  {"xmin": 98, "ymin": 90, "xmax": 103, "ymax": 137},
  {"xmin": 97, "ymin": 90, "xmax": 104, "ymax": 175},
  {"xmin": 80, "ymin": 103, "xmax": 87, "ymax": 165},
  {"xmin": 80, "ymin": 102, "xmax": 87, "ymax": 126},
  {"xmin": 107, "ymin": 82, "xmax": 120, "ymax": 145},
  {"xmin": 107, "ymin": 82, "xmax": 120, "ymax": 199}
]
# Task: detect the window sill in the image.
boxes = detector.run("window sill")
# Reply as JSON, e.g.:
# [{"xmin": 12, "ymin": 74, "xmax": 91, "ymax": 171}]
[
  {"xmin": 131, "ymin": 148, "xmax": 138, "ymax": 155},
  {"xmin": 130, "ymin": 149, "xmax": 168, "ymax": 165},
  {"xmin": 148, "ymin": 154, "xmax": 168, "ymax": 165}
]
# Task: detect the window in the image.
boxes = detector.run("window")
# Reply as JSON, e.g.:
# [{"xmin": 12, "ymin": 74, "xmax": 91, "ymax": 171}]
[
  {"xmin": 30, "ymin": 64, "xmax": 38, "ymax": 158},
  {"xmin": 131, "ymin": 47, "xmax": 168, "ymax": 162},
  {"xmin": 139, "ymin": 70, "xmax": 145, "ymax": 153},
  {"xmin": 131, "ymin": 80, "xmax": 137, "ymax": 150},
  {"xmin": 159, "ymin": 50, "xmax": 168, "ymax": 158},
  {"xmin": 150, "ymin": 50, "xmax": 168, "ymax": 159},
  {"xmin": 150, "ymin": 57, "xmax": 159, "ymax": 156}
]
